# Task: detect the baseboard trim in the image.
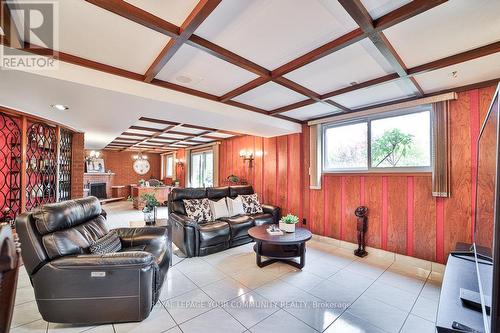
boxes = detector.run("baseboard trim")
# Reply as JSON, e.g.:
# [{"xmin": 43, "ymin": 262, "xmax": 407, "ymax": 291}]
[{"xmin": 311, "ymin": 234, "xmax": 445, "ymax": 274}]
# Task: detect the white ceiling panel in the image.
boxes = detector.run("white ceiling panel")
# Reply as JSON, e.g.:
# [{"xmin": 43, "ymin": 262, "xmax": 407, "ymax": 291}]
[
  {"xmin": 176, "ymin": 126, "xmax": 208, "ymax": 135},
  {"xmin": 195, "ymin": 137, "xmax": 216, "ymax": 142},
  {"xmin": 233, "ymin": 82, "xmax": 306, "ymax": 111},
  {"xmin": 127, "ymin": 129, "xmax": 154, "ymax": 135},
  {"xmin": 208, "ymin": 132, "xmax": 233, "ymax": 138},
  {"xmin": 360, "ymin": 0, "xmax": 411, "ymax": 20},
  {"xmin": 194, "ymin": 0, "xmax": 358, "ymax": 69},
  {"xmin": 15, "ymin": 0, "xmax": 170, "ymax": 73},
  {"xmin": 384, "ymin": 0, "xmax": 500, "ymax": 68},
  {"xmin": 156, "ymin": 44, "xmax": 258, "ymax": 96},
  {"xmin": 414, "ymin": 53, "xmax": 500, "ymax": 93},
  {"xmin": 281, "ymin": 102, "xmax": 341, "ymax": 121},
  {"xmin": 331, "ymin": 80, "xmax": 412, "ymax": 109},
  {"xmin": 134, "ymin": 120, "xmax": 166, "ymax": 129},
  {"xmin": 284, "ymin": 38, "xmax": 393, "ymax": 94},
  {"xmin": 159, "ymin": 133, "xmax": 189, "ymax": 139},
  {"xmin": 124, "ymin": 0, "xmax": 199, "ymax": 26}
]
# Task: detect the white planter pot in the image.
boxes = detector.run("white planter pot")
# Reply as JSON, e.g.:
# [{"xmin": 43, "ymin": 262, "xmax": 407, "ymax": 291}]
[{"xmin": 279, "ymin": 222, "xmax": 296, "ymax": 233}]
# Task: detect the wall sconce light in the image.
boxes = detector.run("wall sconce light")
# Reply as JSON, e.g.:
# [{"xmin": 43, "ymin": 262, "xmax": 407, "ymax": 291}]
[
  {"xmin": 239, "ymin": 150, "xmax": 254, "ymax": 168},
  {"xmin": 175, "ymin": 158, "xmax": 184, "ymax": 169}
]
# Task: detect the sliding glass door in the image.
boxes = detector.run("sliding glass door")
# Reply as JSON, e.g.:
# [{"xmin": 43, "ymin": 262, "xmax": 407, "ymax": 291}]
[{"xmin": 190, "ymin": 150, "xmax": 213, "ymax": 188}]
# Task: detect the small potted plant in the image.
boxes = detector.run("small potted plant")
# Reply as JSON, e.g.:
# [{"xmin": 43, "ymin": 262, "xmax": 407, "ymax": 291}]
[
  {"xmin": 141, "ymin": 193, "xmax": 160, "ymax": 225},
  {"xmin": 279, "ymin": 214, "xmax": 299, "ymax": 233}
]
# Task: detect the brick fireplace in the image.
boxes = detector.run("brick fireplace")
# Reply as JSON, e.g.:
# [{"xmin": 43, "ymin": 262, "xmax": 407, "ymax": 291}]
[{"xmin": 83, "ymin": 173, "xmax": 115, "ymax": 199}]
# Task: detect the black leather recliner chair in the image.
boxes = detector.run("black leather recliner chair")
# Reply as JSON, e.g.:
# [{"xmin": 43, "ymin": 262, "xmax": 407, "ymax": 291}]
[
  {"xmin": 15, "ymin": 196, "xmax": 171, "ymax": 324},
  {"xmin": 168, "ymin": 185, "xmax": 280, "ymax": 257}
]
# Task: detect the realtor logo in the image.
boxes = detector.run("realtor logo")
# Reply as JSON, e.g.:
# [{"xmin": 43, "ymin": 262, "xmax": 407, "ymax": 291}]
[{"xmin": 1, "ymin": 0, "xmax": 58, "ymax": 70}]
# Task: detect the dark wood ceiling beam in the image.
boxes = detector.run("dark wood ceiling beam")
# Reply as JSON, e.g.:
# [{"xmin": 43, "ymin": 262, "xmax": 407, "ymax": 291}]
[
  {"xmin": 186, "ymin": 35, "xmax": 271, "ymax": 77},
  {"xmin": 408, "ymin": 41, "xmax": 500, "ymax": 76},
  {"xmin": 373, "ymin": 0, "xmax": 448, "ymax": 31},
  {"xmin": 271, "ymin": 28, "xmax": 365, "ymax": 78},
  {"xmin": 138, "ymin": 117, "xmax": 180, "ymax": 126},
  {"xmin": 309, "ymin": 77, "xmax": 500, "ymax": 123},
  {"xmin": 323, "ymin": 100, "xmax": 351, "ymax": 112},
  {"xmin": 338, "ymin": 0, "xmax": 423, "ymax": 97},
  {"xmin": 219, "ymin": 77, "xmax": 271, "ymax": 102},
  {"xmin": 269, "ymin": 99, "xmax": 316, "ymax": 115},
  {"xmin": 129, "ymin": 125, "xmax": 162, "ymax": 132},
  {"xmin": 223, "ymin": 100, "xmax": 270, "ymax": 116},
  {"xmin": 121, "ymin": 132, "xmax": 152, "ymax": 138},
  {"xmin": 143, "ymin": 0, "xmax": 221, "ymax": 82},
  {"xmin": 84, "ymin": 0, "xmax": 180, "ymax": 37},
  {"xmin": 273, "ymin": 77, "xmax": 321, "ymax": 100},
  {"xmin": 321, "ymin": 73, "xmax": 399, "ymax": 99}
]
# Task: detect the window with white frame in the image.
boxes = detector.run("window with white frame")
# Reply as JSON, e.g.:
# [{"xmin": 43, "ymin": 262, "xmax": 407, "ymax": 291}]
[
  {"xmin": 323, "ymin": 109, "xmax": 432, "ymax": 172},
  {"xmin": 165, "ymin": 155, "xmax": 174, "ymax": 177}
]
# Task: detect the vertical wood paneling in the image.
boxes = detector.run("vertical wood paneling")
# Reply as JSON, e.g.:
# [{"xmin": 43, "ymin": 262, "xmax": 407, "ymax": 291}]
[
  {"xmin": 436, "ymin": 197, "xmax": 445, "ymax": 263},
  {"xmin": 407, "ymin": 176, "xmax": 414, "ymax": 256},
  {"xmin": 310, "ymin": 178, "xmax": 324, "ymax": 235},
  {"xmin": 263, "ymin": 137, "xmax": 277, "ymax": 206},
  {"xmin": 365, "ymin": 176, "xmax": 382, "ymax": 249},
  {"xmin": 413, "ymin": 176, "xmax": 436, "ymax": 261},
  {"xmin": 324, "ymin": 176, "xmax": 341, "ymax": 239},
  {"xmin": 381, "ymin": 176, "xmax": 388, "ymax": 249},
  {"xmin": 444, "ymin": 92, "xmax": 472, "ymax": 257},
  {"xmin": 214, "ymin": 85, "xmax": 496, "ymax": 264},
  {"xmin": 479, "ymin": 86, "xmax": 497, "ymax": 128},
  {"xmin": 277, "ymin": 136, "xmax": 288, "ymax": 212},
  {"xmin": 254, "ymin": 137, "xmax": 264, "ymax": 199},
  {"xmin": 470, "ymin": 90, "xmax": 480, "ymax": 242},
  {"xmin": 288, "ymin": 134, "xmax": 301, "ymax": 217},
  {"xmin": 302, "ymin": 125, "xmax": 311, "ymax": 229},
  {"xmin": 343, "ymin": 176, "xmax": 361, "ymax": 243},
  {"xmin": 387, "ymin": 176, "xmax": 407, "ymax": 254}
]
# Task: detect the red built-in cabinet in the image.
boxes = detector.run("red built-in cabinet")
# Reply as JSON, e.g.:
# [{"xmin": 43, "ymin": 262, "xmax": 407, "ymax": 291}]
[{"xmin": 0, "ymin": 109, "xmax": 77, "ymax": 219}]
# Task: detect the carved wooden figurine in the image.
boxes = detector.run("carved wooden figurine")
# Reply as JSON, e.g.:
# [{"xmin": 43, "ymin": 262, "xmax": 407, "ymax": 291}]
[{"xmin": 354, "ymin": 206, "xmax": 368, "ymax": 257}]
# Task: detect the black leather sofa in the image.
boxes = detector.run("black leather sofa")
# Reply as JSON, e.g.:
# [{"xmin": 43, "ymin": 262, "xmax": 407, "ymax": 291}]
[
  {"xmin": 168, "ymin": 185, "xmax": 280, "ymax": 257},
  {"xmin": 15, "ymin": 196, "xmax": 171, "ymax": 324}
]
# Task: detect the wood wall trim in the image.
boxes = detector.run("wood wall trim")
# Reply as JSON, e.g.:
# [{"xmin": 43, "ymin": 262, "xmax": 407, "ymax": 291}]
[{"xmin": 308, "ymin": 92, "xmax": 457, "ymax": 125}]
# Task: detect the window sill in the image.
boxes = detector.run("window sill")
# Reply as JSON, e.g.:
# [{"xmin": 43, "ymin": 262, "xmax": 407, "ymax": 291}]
[{"xmin": 322, "ymin": 171, "xmax": 432, "ymax": 177}]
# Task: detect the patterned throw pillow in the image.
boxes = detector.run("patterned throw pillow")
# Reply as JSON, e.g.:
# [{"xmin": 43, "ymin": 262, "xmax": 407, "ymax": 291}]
[
  {"xmin": 183, "ymin": 198, "xmax": 214, "ymax": 222},
  {"xmin": 89, "ymin": 230, "xmax": 122, "ymax": 255},
  {"xmin": 239, "ymin": 194, "xmax": 263, "ymax": 214}
]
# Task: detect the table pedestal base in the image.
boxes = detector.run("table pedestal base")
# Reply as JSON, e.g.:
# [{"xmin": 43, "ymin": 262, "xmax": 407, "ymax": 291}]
[{"xmin": 253, "ymin": 242, "xmax": 306, "ymax": 269}]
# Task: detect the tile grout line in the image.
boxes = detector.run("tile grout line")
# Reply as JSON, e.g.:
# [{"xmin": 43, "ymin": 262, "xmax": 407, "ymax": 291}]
[{"xmin": 320, "ymin": 260, "xmax": 397, "ymax": 332}]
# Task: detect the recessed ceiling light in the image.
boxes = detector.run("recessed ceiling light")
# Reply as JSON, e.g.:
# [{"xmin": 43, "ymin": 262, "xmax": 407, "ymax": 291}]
[
  {"xmin": 51, "ymin": 104, "xmax": 69, "ymax": 111},
  {"xmin": 176, "ymin": 75, "xmax": 192, "ymax": 83}
]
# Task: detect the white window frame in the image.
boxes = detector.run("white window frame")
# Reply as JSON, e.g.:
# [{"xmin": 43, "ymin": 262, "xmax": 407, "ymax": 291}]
[
  {"xmin": 322, "ymin": 106, "xmax": 433, "ymax": 174},
  {"xmin": 165, "ymin": 155, "xmax": 174, "ymax": 178},
  {"xmin": 189, "ymin": 148, "xmax": 214, "ymax": 188}
]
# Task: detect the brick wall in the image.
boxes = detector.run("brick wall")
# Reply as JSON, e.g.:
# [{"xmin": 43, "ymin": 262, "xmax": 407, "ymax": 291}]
[
  {"xmin": 71, "ymin": 132, "xmax": 85, "ymax": 199},
  {"xmin": 85, "ymin": 150, "xmax": 162, "ymax": 197},
  {"xmin": 83, "ymin": 173, "xmax": 115, "ymax": 199}
]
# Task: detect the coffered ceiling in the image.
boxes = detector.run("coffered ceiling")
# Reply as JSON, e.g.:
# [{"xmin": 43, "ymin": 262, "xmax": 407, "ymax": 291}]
[{"xmin": 1, "ymin": 0, "xmax": 500, "ymax": 128}]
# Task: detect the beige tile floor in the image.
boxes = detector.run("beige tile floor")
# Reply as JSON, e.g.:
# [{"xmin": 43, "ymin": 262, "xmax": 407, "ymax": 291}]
[{"xmin": 10, "ymin": 201, "xmax": 442, "ymax": 333}]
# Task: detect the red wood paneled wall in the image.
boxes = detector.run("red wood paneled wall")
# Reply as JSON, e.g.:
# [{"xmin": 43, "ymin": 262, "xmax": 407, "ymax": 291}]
[{"xmin": 218, "ymin": 86, "xmax": 497, "ymax": 263}]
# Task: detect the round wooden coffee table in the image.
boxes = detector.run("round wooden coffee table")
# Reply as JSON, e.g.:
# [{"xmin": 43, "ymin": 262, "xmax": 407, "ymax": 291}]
[{"xmin": 248, "ymin": 225, "xmax": 312, "ymax": 269}]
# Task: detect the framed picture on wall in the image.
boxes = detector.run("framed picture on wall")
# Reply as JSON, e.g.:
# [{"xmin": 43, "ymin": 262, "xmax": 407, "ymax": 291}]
[{"xmin": 86, "ymin": 158, "xmax": 105, "ymax": 173}]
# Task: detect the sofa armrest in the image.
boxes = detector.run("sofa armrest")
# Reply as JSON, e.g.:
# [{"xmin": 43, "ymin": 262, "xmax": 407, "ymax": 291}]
[
  {"xmin": 114, "ymin": 227, "xmax": 169, "ymax": 248},
  {"xmin": 262, "ymin": 204, "xmax": 281, "ymax": 223},
  {"xmin": 50, "ymin": 252, "xmax": 155, "ymax": 269},
  {"xmin": 100, "ymin": 209, "xmax": 107, "ymax": 219},
  {"xmin": 33, "ymin": 252, "xmax": 157, "ymax": 323},
  {"xmin": 169, "ymin": 212, "xmax": 198, "ymax": 228}
]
